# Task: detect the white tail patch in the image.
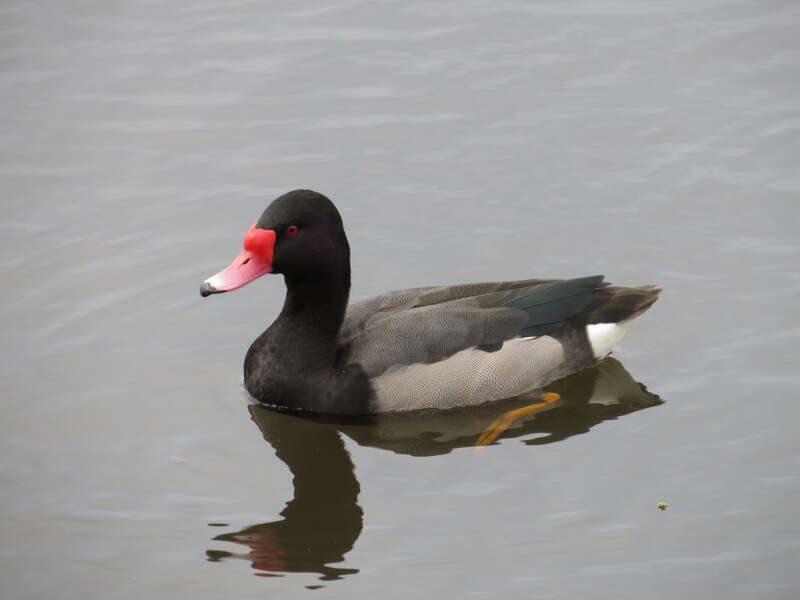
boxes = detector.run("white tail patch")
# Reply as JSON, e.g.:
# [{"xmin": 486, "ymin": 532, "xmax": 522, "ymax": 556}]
[{"xmin": 586, "ymin": 321, "xmax": 631, "ymax": 359}]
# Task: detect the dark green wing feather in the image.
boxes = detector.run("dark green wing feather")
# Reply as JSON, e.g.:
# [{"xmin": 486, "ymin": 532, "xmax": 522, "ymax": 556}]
[{"xmin": 502, "ymin": 275, "xmax": 604, "ymax": 337}]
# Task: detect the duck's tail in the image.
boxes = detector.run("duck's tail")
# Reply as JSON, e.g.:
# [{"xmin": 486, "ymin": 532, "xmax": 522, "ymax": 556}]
[
  {"xmin": 583, "ymin": 284, "xmax": 661, "ymax": 359},
  {"xmin": 586, "ymin": 284, "xmax": 662, "ymax": 324}
]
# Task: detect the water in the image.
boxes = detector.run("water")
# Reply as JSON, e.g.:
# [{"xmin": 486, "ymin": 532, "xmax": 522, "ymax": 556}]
[{"xmin": 2, "ymin": 0, "xmax": 798, "ymax": 597}]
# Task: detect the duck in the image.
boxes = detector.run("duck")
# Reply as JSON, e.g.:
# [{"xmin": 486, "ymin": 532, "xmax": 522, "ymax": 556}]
[{"xmin": 200, "ymin": 189, "xmax": 660, "ymax": 415}]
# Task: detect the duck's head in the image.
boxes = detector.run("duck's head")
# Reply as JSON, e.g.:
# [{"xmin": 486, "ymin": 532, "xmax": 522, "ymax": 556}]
[{"xmin": 200, "ymin": 189, "xmax": 349, "ymax": 297}]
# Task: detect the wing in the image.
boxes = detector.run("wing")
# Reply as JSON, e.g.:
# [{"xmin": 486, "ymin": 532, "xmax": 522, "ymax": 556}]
[{"xmin": 340, "ymin": 275, "xmax": 604, "ymax": 377}]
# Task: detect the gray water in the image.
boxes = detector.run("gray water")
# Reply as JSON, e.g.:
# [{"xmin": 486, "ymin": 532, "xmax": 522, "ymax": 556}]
[{"xmin": 2, "ymin": 0, "xmax": 799, "ymax": 597}]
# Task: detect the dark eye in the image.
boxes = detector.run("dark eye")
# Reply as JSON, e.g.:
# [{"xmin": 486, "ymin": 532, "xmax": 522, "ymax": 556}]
[{"xmin": 286, "ymin": 225, "xmax": 299, "ymax": 236}]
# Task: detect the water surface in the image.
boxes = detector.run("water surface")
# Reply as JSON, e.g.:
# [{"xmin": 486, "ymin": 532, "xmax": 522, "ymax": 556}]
[{"xmin": 1, "ymin": 0, "xmax": 798, "ymax": 597}]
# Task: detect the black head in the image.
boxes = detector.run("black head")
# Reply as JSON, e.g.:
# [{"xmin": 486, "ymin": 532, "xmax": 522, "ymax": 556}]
[
  {"xmin": 200, "ymin": 189, "xmax": 351, "ymax": 296},
  {"xmin": 257, "ymin": 189, "xmax": 350, "ymax": 281}
]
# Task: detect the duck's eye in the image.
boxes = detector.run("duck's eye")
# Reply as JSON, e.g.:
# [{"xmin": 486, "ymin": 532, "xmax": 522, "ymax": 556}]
[{"xmin": 286, "ymin": 225, "xmax": 299, "ymax": 236}]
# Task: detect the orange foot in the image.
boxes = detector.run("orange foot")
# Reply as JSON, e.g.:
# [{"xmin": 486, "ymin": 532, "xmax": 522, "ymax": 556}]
[{"xmin": 475, "ymin": 392, "xmax": 561, "ymax": 446}]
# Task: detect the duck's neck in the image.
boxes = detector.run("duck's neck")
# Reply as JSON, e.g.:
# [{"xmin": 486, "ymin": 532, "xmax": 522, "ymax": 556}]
[
  {"xmin": 281, "ymin": 269, "xmax": 350, "ymax": 342},
  {"xmin": 244, "ymin": 268, "xmax": 350, "ymax": 404}
]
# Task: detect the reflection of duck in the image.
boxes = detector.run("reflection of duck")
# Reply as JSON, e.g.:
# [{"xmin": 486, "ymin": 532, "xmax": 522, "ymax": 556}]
[
  {"xmin": 200, "ymin": 189, "xmax": 660, "ymax": 414},
  {"xmin": 206, "ymin": 413, "xmax": 361, "ymax": 580},
  {"xmin": 207, "ymin": 358, "xmax": 661, "ymax": 579}
]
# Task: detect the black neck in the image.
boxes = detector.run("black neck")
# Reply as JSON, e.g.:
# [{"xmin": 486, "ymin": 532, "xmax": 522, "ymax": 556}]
[
  {"xmin": 280, "ymin": 269, "xmax": 350, "ymax": 338},
  {"xmin": 277, "ymin": 265, "xmax": 351, "ymax": 364}
]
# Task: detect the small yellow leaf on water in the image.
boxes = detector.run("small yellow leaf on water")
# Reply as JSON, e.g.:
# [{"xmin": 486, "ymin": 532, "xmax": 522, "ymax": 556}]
[{"xmin": 657, "ymin": 502, "xmax": 669, "ymax": 510}]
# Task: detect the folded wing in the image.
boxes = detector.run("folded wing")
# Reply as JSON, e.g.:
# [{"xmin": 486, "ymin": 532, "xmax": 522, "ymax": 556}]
[{"xmin": 341, "ymin": 275, "xmax": 604, "ymax": 377}]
